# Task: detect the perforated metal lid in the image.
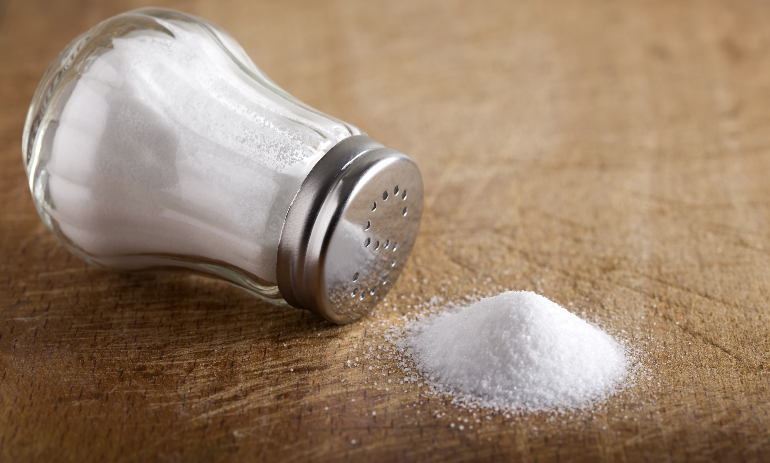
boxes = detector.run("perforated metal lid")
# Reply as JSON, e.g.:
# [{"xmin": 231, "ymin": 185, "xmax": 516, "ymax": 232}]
[{"xmin": 277, "ymin": 136, "xmax": 424, "ymax": 324}]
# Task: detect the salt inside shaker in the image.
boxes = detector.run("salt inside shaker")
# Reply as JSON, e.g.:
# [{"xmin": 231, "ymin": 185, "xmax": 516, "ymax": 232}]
[{"xmin": 22, "ymin": 8, "xmax": 423, "ymax": 324}]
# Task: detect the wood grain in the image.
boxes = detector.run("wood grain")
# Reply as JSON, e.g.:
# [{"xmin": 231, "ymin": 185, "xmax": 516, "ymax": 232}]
[{"xmin": 2, "ymin": 0, "xmax": 770, "ymax": 461}]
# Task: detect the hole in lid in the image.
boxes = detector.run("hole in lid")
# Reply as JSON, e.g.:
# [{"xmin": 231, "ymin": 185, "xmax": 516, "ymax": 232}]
[
  {"xmin": 391, "ymin": 258, "xmax": 397, "ymax": 267},
  {"xmin": 394, "ymin": 186, "xmax": 399, "ymax": 195},
  {"xmin": 371, "ymin": 201, "xmax": 377, "ymax": 211},
  {"xmin": 364, "ymin": 238, "xmax": 371, "ymax": 247},
  {"xmin": 402, "ymin": 190, "xmax": 407, "ymax": 200},
  {"xmin": 353, "ymin": 272, "xmax": 359, "ymax": 282},
  {"xmin": 360, "ymin": 292, "xmax": 365, "ymax": 300},
  {"xmin": 374, "ymin": 241, "xmax": 380, "ymax": 250},
  {"xmin": 392, "ymin": 242, "xmax": 398, "ymax": 251},
  {"xmin": 370, "ymin": 287, "xmax": 376, "ymax": 295},
  {"xmin": 382, "ymin": 191, "xmax": 388, "ymax": 201},
  {"xmin": 351, "ymin": 288, "xmax": 358, "ymax": 297},
  {"xmin": 364, "ymin": 220, "xmax": 370, "ymax": 231},
  {"xmin": 382, "ymin": 276, "xmax": 388, "ymax": 285},
  {"xmin": 402, "ymin": 207, "xmax": 408, "ymax": 216},
  {"xmin": 384, "ymin": 239, "xmax": 390, "ymax": 249}
]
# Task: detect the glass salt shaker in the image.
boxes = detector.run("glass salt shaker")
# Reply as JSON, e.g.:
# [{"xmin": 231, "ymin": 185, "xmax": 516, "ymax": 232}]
[{"xmin": 22, "ymin": 8, "xmax": 423, "ymax": 324}]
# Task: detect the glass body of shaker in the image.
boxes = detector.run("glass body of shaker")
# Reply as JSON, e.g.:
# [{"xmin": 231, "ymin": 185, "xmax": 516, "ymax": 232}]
[{"xmin": 23, "ymin": 8, "xmax": 362, "ymax": 304}]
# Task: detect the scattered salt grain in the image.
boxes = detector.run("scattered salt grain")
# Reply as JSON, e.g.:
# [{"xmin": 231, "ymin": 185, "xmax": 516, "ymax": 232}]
[{"xmin": 402, "ymin": 291, "xmax": 628, "ymax": 411}]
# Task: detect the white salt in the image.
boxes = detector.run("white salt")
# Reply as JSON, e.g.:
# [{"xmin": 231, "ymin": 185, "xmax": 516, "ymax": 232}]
[
  {"xmin": 402, "ymin": 291, "xmax": 628, "ymax": 411},
  {"xmin": 44, "ymin": 16, "xmax": 360, "ymax": 283}
]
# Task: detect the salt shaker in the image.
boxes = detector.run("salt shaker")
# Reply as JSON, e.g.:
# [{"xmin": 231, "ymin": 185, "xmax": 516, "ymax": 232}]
[{"xmin": 22, "ymin": 8, "xmax": 423, "ymax": 324}]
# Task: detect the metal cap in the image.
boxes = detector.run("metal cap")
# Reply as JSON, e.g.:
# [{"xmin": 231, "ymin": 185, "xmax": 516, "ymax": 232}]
[{"xmin": 277, "ymin": 135, "xmax": 424, "ymax": 324}]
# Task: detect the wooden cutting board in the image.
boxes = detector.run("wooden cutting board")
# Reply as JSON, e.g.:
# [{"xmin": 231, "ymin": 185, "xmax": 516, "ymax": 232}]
[{"xmin": 2, "ymin": 0, "xmax": 770, "ymax": 461}]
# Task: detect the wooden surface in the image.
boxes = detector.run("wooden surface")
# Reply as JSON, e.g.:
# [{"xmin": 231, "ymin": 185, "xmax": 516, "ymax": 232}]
[{"xmin": 3, "ymin": 0, "xmax": 770, "ymax": 461}]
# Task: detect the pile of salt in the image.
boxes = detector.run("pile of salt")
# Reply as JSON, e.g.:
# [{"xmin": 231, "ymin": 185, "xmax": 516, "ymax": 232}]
[{"xmin": 403, "ymin": 291, "xmax": 628, "ymax": 411}]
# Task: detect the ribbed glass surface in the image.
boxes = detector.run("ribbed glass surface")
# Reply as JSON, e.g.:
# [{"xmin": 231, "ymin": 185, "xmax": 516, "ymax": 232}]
[{"xmin": 22, "ymin": 8, "xmax": 362, "ymax": 303}]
